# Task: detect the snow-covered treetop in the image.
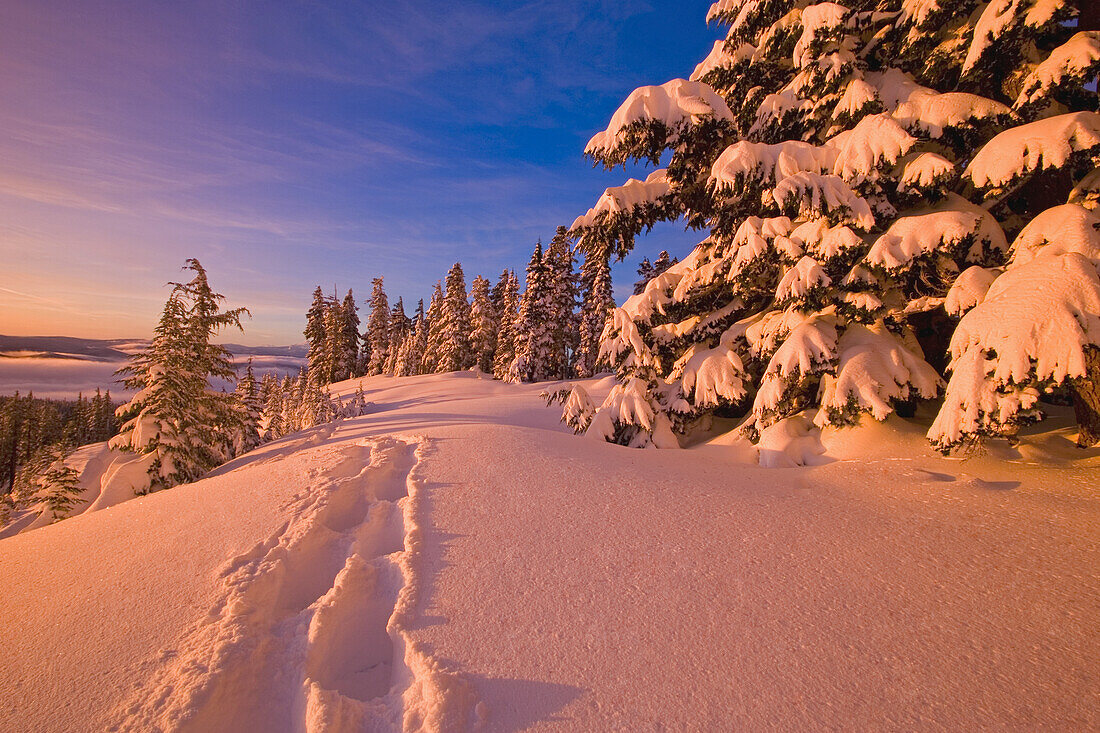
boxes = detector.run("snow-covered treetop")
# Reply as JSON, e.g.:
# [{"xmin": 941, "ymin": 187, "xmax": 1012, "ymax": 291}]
[
  {"xmin": 585, "ymin": 79, "xmax": 734, "ymax": 161},
  {"xmin": 965, "ymin": 111, "xmax": 1100, "ymax": 191},
  {"xmin": 571, "ymin": 170, "xmax": 671, "ymax": 231},
  {"xmin": 1009, "ymin": 203, "xmax": 1100, "ymax": 268}
]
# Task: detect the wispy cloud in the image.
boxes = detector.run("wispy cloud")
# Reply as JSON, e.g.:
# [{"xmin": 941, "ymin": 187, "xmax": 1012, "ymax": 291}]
[{"xmin": 0, "ymin": 0, "xmax": 715, "ymax": 344}]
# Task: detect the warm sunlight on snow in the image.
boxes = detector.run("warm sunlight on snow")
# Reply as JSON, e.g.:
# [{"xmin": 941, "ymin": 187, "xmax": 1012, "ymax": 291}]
[{"xmin": 2, "ymin": 0, "xmax": 1098, "ymax": 730}]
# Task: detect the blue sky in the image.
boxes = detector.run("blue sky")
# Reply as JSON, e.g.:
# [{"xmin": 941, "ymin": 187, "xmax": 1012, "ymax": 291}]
[{"xmin": 0, "ymin": 0, "xmax": 719, "ymax": 344}]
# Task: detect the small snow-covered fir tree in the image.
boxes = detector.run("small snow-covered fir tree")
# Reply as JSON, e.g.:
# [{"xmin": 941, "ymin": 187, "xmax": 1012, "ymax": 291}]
[
  {"xmin": 512, "ymin": 241, "xmax": 556, "ymax": 382},
  {"xmin": 112, "ymin": 259, "xmax": 250, "ymax": 490},
  {"xmin": 13, "ymin": 443, "xmax": 82, "ymax": 522},
  {"xmin": 421, "ymin": 281, "xmax": 445, "ymax": 373},
  {"xmin": 492, "ymin": 271, "xmax": 521, "ymax": 380},
  {"xmin": 339, "ymin": 289, "xmax": 361, "ymax": 379},
  {"xmin": 233, "ymin": 357, "xmax": 263, "ymax": 454},
  {"xmin": 545, "ymin": 226, "xmax": 580, "ymax": 380},
  {"xmin": 365, "ymin": 277, "xmax": 390, "ymax": 376},
  {"xmin": 566, "ymin": 0, "xmax": 1099, "ymax": 457},
  {"xmin": 304, "ymin": 286, "xmax": 328, "ymax": 380},
  {"xmin": 469, "ymin": 275, "xmax": 498, "ymax": 373},
  {"xmin": 316, "ymin": 304, "xmax": 343, "ymax": 385},
  {"xmin": 576, "ymin": 246, "xmax": 614, "ymax": 378},
  {"xmin": 436, "ymin": 262, "xmax": 473, "ymax": 373},
  {"xmin": 490, "ymin": 269, "xmax": 510, "ymax": 312},
  {"xmin": 395, "ymin": 300, "xmax": 427, "ymax": 377},
  {"xmin": 383, "ymin": 297, "xmax": 410, "ymax": 376}
]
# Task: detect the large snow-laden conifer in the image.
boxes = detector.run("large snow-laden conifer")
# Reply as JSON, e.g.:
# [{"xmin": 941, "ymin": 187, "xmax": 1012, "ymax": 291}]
[{"xmin": 570, "ymin": 0, "xmax": 1098, "ymax": 458}]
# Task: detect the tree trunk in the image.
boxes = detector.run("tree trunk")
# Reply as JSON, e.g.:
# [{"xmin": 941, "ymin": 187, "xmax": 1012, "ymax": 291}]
[{"xmin": 1072, "ymin": 345, "xmax": 1100, "ymax": 448}]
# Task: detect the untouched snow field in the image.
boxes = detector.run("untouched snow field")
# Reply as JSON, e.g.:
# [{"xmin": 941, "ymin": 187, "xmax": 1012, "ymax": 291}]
[{"xmin": 1, "ymin": 372, "xmax": 1097, "ymax": 731}]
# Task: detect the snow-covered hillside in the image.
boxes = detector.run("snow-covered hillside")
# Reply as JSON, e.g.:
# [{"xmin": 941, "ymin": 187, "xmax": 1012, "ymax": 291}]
[{"xmin": 1, "ymin": 372, "xmax": 1097, "ymax": 731}]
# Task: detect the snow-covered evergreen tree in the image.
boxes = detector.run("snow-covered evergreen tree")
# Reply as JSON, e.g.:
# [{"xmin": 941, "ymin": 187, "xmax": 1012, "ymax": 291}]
[
  {"xmin": 233, "ymin": 357, "xmax": 263, "ymax": 454},
  {"xmin": 339, "ymin": 289, "xmax": 361, "ymax": 379},
  {"xmin": 304, "ymin": 286, "xmax": 328, "ymax": 381},
  {"xmin": 14, "ymin": 443, "xmax": 81, "ymax": 522},
  {"xmin": 112, "ymin": 259, "xmax": 250, "ymax": 490},
  {"xmin": 383, "ymin": 297, "xmax": 410, "ymax": 376},
  {"xmin": 490, "ymin": 269, "xmax": 511, "ymax": 312},
  {"xmin": 492, "ymin": 271, "xmax": 521, "ymax": 380},
  {"xmin": 576, "ymin": 245, "xmax": 614, "ymax": 378},
  {"xmin": 512, "ymin": 241, "xmax": 556, "ymax": 382},
  {"xmin": 365, "ymin": 277, "xmax": 390, "ymax": 376},
  {"xmin": 469, "ymin": 275, "xmax": 498, "ymax": 373},
  {"xmin": 421, "ymin": 281, "xmax": 445, "ymax": 374},
  {"xmin": 567, "ymin": 0, "xmax": 1098, "ymax": 456},
  {"xmin": 436, "ymin": 262, "xmax": 473, "ymax": 373},
  {"xmin": 313, "ymin": 304, "xmax": 343, "ymax": 385},
  {"xmin": 395, "ymin": 300, "xmax": 427, "ymax": 377},
  {"xmin": 545, "ymin": 226, "xmax": 580, "ymax": 380}
]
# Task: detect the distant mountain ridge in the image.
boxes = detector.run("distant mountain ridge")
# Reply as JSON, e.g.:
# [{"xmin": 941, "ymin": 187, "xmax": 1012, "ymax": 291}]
[{"xmin": 0, "ymin": 335, "xmax": 308, "ymax": 362}]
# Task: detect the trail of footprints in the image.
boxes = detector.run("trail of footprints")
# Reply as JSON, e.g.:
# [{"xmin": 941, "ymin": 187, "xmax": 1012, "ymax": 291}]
[{"xmin": 112, "ymin": 435, "xmax": 449, "ymax": 733}]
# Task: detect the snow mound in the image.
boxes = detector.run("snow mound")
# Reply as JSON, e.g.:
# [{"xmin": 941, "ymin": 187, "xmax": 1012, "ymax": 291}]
[{"xmin": 757, "ymin": 411, "xmax": 828, "ymax": 467}]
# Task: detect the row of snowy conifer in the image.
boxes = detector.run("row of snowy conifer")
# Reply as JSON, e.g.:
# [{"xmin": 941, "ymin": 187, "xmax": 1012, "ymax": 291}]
[{"xmin": 301, "ymin": 226, "xmax": 641, "ymax": 385}]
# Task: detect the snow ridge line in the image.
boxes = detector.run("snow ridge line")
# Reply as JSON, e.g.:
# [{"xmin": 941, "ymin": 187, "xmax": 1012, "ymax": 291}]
[{"xmin": 107, "ymin": 434, "xmax": 478, "ymax": 733}]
